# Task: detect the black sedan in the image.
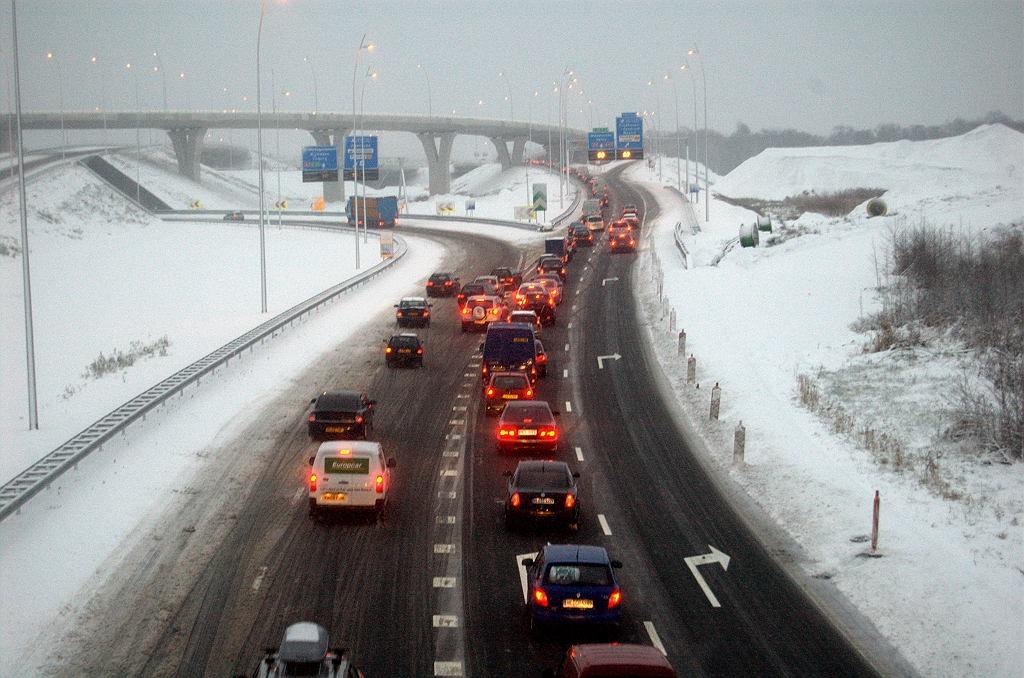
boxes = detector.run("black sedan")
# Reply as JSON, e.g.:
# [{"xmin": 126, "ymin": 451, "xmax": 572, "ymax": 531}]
[
  {"xmin": 504, "ymin": 460, "xmax": 580, "ymax": 532},
  {"xmin": 426, "ymin": 272, "xmax": 459, "ymax": 297},
  {"xmin": 395, "ymin": 297, "xmax": 431, "ymax": 327},
  {"xmin": 308, "ymin": 390, "xmax": 375, "ymax": 440},
  {"xmin": 385, "ymin": 333, "xmax": 423, "ymax": 368}
]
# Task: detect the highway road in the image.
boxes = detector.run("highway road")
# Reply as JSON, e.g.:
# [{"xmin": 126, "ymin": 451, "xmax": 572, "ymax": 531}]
[{"xmin": 47, "ymin": 167, "xmax": 882, "ymax": 678}]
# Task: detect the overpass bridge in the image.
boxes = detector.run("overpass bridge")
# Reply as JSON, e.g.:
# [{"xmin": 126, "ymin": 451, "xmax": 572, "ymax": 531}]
[{"xmin": 2, "ymin": 111, "xmax": 588, "ymax": 198}]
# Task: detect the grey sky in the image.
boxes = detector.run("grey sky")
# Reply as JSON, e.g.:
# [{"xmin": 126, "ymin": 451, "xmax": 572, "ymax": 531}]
[{"xmin": 2, "ymin": 1, "xmax": 1021, "ymax": 156}]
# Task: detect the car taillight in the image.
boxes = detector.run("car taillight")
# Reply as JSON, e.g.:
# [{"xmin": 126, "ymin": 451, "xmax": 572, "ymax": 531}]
[
  {"xmin": 356, "ymin": 415, "xmax": 363, "ymax": 423},
  {"xmin": 499, "ymin": 428, "xmax": 517, "ymax": 437},
  {"xmin": 397, "ymin": 311, "xmax": 403, "ymax": 317},
  {"xmin": 309, "ymin": 473, "xmax": 317, "ymax": 492},
  {"xmin": 378, "ymin": 220, "xmax": 384, "ymax": 227},
  {"xmin": 445, "ymin": 281, "xmax": 453, "ymax": 286},
  {"xmin": 608, "ymin": 589, "xmax": 621, "ymax": 608},
  {"xmin": 462, "ymin": 307, "xmax": 469, "ymax": 315},
  {"xmin": 417, "ymin": 348, "xmax": 423, "ymax": 354},
  {"xmin": 487, "ymin": 388, "xmax": 495, "ymax": 396},
  {"xmin": 537, "ymin": 354, "xmax": 546, "ymax": 363},
  {"xmin": 510, "ymin": 492, "xmax": 520, "ymax": 507},
  {"xmin": 534, "ymin": 588, "xmax": 549, "ymax": 607},
  {"xmin": 386, "ymin": 347, "xmax": 393, "ymax": 353},
  {"xmin": 427, "ymin": 281, "xmax": 434, "ymax": 286},
  {"xmin": 565, "ymin": 494, "xmax": 575, "ymax": 508},
  {"xmin": 376, "ymin": 475, "xmax": 384, "ymax": 493},
  {"xmin": 309, "ymin": 414, "xmax": 315, "ymax": 422},
  {"xmin": 526, "ymin": 390, "xmax": 533, "ymax": 397}
]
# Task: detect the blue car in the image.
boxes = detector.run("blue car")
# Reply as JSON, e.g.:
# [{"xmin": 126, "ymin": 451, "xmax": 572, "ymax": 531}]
[{"xmin": 522, "ymin": 544, "xmax": 623, "ymax": 633}]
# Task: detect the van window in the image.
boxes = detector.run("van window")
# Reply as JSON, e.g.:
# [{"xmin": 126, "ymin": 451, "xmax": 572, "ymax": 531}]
[
  {"xmin": 323, "ymin": 457, "xmax": 370, "ymax": 474},
  {"xmin": 493, "ymin": 375, "xmax": 529, "ymax": 390}
]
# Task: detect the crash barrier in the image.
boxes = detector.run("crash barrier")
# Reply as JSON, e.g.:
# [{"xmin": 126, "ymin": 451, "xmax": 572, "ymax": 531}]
[
  {"xmin": 739, "ymin": 222, "xmax": 760, "ymax": 248},
  {"xmin": 0, "ymin": 235, "xmax": 408, "ymax": 523},
  {"xmin": 866, "ymin": 199, "xmax": 887, "ymax": 217},
  {"xmin": 673, "ymin": 221, "xmax": 690, "ymax": 269}
]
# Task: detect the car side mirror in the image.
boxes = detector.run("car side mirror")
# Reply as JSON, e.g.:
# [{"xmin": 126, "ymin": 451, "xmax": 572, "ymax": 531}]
[
  {"xmin": 394, "ymin": 304, "xmax": 399, "ymax": 307},
  {"xmin": 521, "ymin": 558, "xmax": 534, "ymax": 567},
  {"xmin": 479, "ymin": 343, "xmax": 485, "ymax": 351},
  {"xmin": 387, "ymin": 457, "xmax": 397, "ymax": 468},
  {"xmin": 503, "ymin": 470, "xmax": 512, "ymax": 477},
  {"xmin": 572, "ymin": 472, "xmax": 580, "ymax": 478},
  {"xmin": 309, "ymin": 456, "xmax": 315, "ymax": 466},
  {"xmin": 611, "ymin": 560, "xmax": 623, "ymax": 569},
  {"xmin": 310, "ymin": 398, "xmax": 317, "ymax": 405}
]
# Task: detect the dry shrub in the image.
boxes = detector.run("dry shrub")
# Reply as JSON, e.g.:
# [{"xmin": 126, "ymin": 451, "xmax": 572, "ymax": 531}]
[{"xmin": 83, "ymin": 336, "xmax": 170, "ymax": 380}]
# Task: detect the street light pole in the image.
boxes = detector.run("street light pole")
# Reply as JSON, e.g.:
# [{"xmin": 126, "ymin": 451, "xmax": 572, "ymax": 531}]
[
  {"xmin": 153, "ymin": 50, "xmax": 167, "ymax": 111},
  {"xmin": 416, "ymin": 63, "xmax": 432, "ymax": 116},
  {"xmin": 665, "ymin": 74, "xmax": 680, "ymax": 193},
  {"xmin": 681, "ymin": 61, "xmax": 697, "ymax": 205},
  {"xmin": 359, "ymin": 68, "xmax": 376, "ymax": 243},
  {"xmin": 46, "ymin": 52, "xmax": 65, "ymax": 160},
  {"xmin": 351, "ymin": 34, "xmax": 373, "ymax": 269},
  {"xmin": 689, "ymin": 46, "xmax": 709, "ymax": 222},
  {"xmin": 126, "ymin": 62, "xmax": 141, "ymax": 204},
  {"xmin": 12, "ymin": 0, "xmax": 38, "ymax": 430},
  {"xmin": 303, "ymin": 56, "xmax": 319, "ymax": 111},
  {"xmin": 256, "ymin": 0, "xmax": 268, "ymax": 313},
  {"xmin": 498, "ymin": 71, "xmax": 513, "ymax": 122}
]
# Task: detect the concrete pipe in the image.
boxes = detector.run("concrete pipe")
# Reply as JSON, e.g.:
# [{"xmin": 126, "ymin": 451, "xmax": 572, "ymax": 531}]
[{"xmin": 866, "ymin": 199, "xmax": 888, "ymax": 217}]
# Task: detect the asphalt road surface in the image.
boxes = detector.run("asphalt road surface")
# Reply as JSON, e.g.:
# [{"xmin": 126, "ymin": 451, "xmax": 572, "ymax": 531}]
[{"xmin": 47, "ymin": 173, "xmax": 883, "ymax": 678}]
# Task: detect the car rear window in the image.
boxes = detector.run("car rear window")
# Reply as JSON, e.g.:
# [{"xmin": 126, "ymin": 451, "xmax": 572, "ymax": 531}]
[
  {"xmin": 504, "ymin": 403, "xmax": 552, "ymax": 422},
  {"xmin": 390, "ymin": 336, "xmax": 419, "ymax": 348},
  {"xmin": 462, "ymin": 284, "xmax": 485, "ymax": 294},
  {"xmin": 516, "ymin": 470, "xmax": 570, "ymax": 488},
  {"xmin": 545, "ymin": 564, "xmax": 612, "ymax": 587},
  {"xmin": 317, "ymin": 393, "xmax": 361, "ymax": 410},
  {"xmin": 323, "ymin": 457, "xmax": 370, "ymax": 474},
  {"xmin": 493, "ymin": 375, "xmax": 529, "ymax": 390}
]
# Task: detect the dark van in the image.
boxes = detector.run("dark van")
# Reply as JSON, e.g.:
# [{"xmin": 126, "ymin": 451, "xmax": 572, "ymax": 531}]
[
  {"xmin": 545, "ymin": 236, "xmax": 572, "ymax": 263},
  {"xmin": 481, "ymin": 322, "xmax": 537, "ymax": 385}
]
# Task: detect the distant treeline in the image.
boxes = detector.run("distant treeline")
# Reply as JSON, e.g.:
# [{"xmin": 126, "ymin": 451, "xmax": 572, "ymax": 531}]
[{"xmin": 647, "ymin": 111, "xmax": 1024, "ymax": 176}]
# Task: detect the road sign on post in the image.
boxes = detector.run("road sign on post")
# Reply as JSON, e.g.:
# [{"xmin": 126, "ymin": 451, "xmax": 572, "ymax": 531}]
[
  {"xmin": 302, "ymin": 146, "xmax": 339, "ymax": 182},
  {"xmin": 344, "ymin": 135, "xmax": 379, "ymax": 181},
  {"xmin": 616, "ymin": 112, "xmax": 644, "ymax": 160},
  {"xmin": 532, "ymin": 183, "xmax": 547, "ymax": 212},
  {"xmin": 587, "ymin": 131, "xmax": 615, "ymax": 162}
]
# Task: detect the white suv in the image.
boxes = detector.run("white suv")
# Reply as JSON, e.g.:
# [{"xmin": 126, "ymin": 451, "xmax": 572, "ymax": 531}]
[{"xmin": 308, "ymin": 441, "xmax": 396, "ymax": 518}]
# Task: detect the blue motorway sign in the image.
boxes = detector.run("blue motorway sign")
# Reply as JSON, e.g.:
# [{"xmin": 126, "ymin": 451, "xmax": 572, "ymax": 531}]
[
  {"xmin": 302, "ymin": 145, "xmax": 338, "ymax": 182},
  {"xmin": 344, "ymin": 135, "xmax": 379, "ymax": 181},
  {"xmin": 616, "ymin": 112, "xmax": 643, "ymax": 150},
  {"xmin": 588, "ymin": 131, "xmax": 615, "ymax": 151}
]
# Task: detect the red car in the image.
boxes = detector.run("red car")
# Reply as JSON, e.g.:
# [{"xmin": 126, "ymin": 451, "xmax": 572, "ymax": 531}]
[
  {"xmin": 485, "ymin": 372, "xmax": 534, "ymax": 415},
  {"xmin": 497, "ymin": 401, "xmax": 559, "ymax": 455}
]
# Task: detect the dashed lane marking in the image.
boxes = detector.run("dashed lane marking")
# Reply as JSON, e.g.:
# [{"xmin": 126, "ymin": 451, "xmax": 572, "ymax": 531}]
[
  {"xmin": 291, "ymin": 487, "xmax": 305, "ymax": 505},
  {"xmin": 565, "ymin": 401, "xmax": 572, "ymax": 413},
  {"xmin": 438, "ymin": 491, "xmax": 457, "ymax": 499},
  {"xmin": 251, "ymin": 566, "xmax": 268, "ymax": 592},
  {"xmin": 598, "ymin": 514, "xmax": 612, "ymax": 535},
  {"xmin": 440, "ymin": 469, "xmax": 458, "ymax": 477},
  {"xmin": 564, "ymin": 343, "xmax": 570, "ymax": 352},
  {"xmin": 563, "ymin": 369, "xmax": 568, "ymax": 378},
  {"xmin": 436, "ymin": 515, "xmax": 457, "ymax": 524},
  {"xmin": 433, "ymin": 576, "xmax": 457, "ymax": 588},
  {"xmin": 434, "ymin": 543, "xmax": 456, "ymax": 554},
  {"xmin": 443, "ymin": 450, "xmax": 459, "ymax": 457},
  {"xmin": 568, "ymin": 322, "xmax": 572, "ymax": 329},
  {"xmin": 644, "ymin": 621, "xmax": 668, "ymax": 656},
  {"xmin": 434, "ymin": 661, "xmax": 463, "ymax": 676},
  {"xmin": 575, "ymin": 446, "xmax": 584, "ymax": 461}
]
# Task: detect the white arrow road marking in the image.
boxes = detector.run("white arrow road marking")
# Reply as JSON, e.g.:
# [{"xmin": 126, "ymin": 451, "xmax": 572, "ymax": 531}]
[
  {"xmin": 644, "ymin": 621, "xmax": 668, "ymax": 656},
  {"xmin": 684, "ymin": 545, "xmax": 731, "ymax": 608},
  {"xmin": 598, "ymin": 514, "xmax": 612, "ymax": 535},
  {"xmin": 597, "ymin": 353, "xmax": 622, "ymax": 369},
  {"xmin": 602, "ymin": 277, "xmax": 619, "ymax": 286},
  {"xmin": 517, "ymin": 552, "xmax": 539, "ymax": 603}
]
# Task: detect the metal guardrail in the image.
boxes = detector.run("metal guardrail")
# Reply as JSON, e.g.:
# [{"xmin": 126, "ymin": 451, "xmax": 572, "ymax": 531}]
[{"xmin": 0, "ymin": 235, "xmax": 408, "ymax": 523}]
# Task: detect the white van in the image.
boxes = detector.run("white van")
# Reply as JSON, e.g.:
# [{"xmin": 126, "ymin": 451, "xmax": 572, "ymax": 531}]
[{"xmin": 308, "ymin": 440, "xmax": 395, "ymax": 517}]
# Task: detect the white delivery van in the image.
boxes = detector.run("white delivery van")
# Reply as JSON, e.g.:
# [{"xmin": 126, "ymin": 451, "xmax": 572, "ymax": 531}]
[{"xmin": 308, "ymin": 440, "xmax": 396, "ymax": 517}]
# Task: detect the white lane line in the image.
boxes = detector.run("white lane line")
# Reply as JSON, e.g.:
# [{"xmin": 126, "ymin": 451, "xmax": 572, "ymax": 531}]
[
  {"xmin": 453, "ymin": 406, "xmax": 467, "ymax": 412},
  {"xmin": 456, "ymin": 394, "xmax": 470, "ymax": 399},
  {"xmin": 434, "ymin": 543, "xmax": 456, "ymax": 554},
  {"xmin": 516, "ymin": 552, "xmax": 539, "ymax": 603},
  {"xmin": 436, "ymin": 515, "xmax": 457, "ymax": 524},
  {"xmin": 442, "ymin": 449, "xmax": 460, "ymax": 457},
  {"xmin": 563, "ymin": 369, "xmax": 568, "ymax": 379},
  {"xmin": 564, "ymin": 343, "xmax": 570, "ymax": 352},
  {"xmin": 565, "ymin": 401, "xmax": 572, "ymax": 413},
  {"xmin": 434, "ymin": 661, "xmax": 463, "ymax": 676},
  {"xmin": 433, "ymin": 615, "xmax": 459, "ymax": 628},
  {"xmin": 291, "ymin": 487, "xmax": 305, "ymax": 505},
  {"xmin": 438, "ymin": 491, "xmax": 457, "ymax": 499},
  {"xmin": 575, "ymin": 446, "xmax": 584, "ymax": 461},
  {"xmin": 433, "ymin": 576, "xmax": 457, "ymax": 588},
  {"xmin": 251, "ymin": 566, "xmax": 268, "ymax": 592},
  {"xmin": 568, "ymin": 322, "xmax": 572, "ymax": 329},
  {"xmin": 440, "ymin": 469, "xmax": 458, "ymax": 477},
  {"xmin": 449, "ymin": 419, "xmax": 465, "ymax": 425},
  {"xmin": 463, "ymin": 372, "xmax": 474, "ymax": 377},
  {"xmin": 644, "ymin": 621, "xmax": 668, "ymax": 656},
  {"xmin": 598, "ymin": 514, "xmax": 612, "ymax": 535},
  {"xmin": 572, "ymin": 304, "xmax": 577, "ymax": 311}
]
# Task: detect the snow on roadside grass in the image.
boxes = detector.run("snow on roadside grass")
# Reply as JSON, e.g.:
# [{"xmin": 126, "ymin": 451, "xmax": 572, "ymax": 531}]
[{"xmin": 625, "ymin": 128, "xmax": 1023, "ymax": 677}]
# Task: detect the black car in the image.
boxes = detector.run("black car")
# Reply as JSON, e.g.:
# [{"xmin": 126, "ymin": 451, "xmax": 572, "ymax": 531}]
[
  {"xmin": 223, "ymin": 211, "xmax": 245, "ymax": 221},
  {"xmin": 395, "ymin": 297, "xmax": 431, "ymax": 327},
  {"xmin": 536, "ymin": 256, "xmax": 566, "ymax": 281},
  {"xmin": 504, "ymin": 460, "xmax": 580, "ymax": 532},
  {"xmin": 568, "ymin": 224, "xmax": 594, "ymax": 246},
  {"xmin": 308, "ymin": 390, "xmax": 375, "ymax": 439},
  {"xmin": 457, "ymin": 282, "xmax": 489, "ymax": 307},
  {"xmin": 491, "ymin": 267, "xmax": 522, "ymax": 292},
  {"xmin": 385, "ymin": 332, "xmax": 423, "ymax": 368},
  {"xmin": 426, "ymin": 272, "xmax": 459, "ymax": 297}
]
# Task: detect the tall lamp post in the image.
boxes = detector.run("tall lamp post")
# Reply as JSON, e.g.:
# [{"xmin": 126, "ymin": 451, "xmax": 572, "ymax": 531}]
[
  {"xmin": 12, "ymin": 0, "xmax": 38, "ymax": 429},
  {"xmin": 416, "ymin": 63, "xmax": 432, "ymax": 116},
  {"xmin": 255, "ymin": 0, "xmax": 269, "ymax": 313},
  {"xmin": 664, "ymin": 74, "xmax": 681, "ymax": 193},
  {"xmin": 90, "ymin": 56, "xmax": 109, "ymax": 154},
  {"xmin": 351, "ymin": 35, "xmax": 374, "ymax": 269},
  {"xmin": 152, "ymin": 51, "xmax": 167, "ymax": 111},
  {"xmin": 126, "ymin": 62, "xmax": 141, "ymax": 204},
  {"xmin": 689, "ymin": 46, "xmax": 709, "ymax": 222},
  {"xmin": 498, "ymin": 71, "xmax": 513, "ymax": 122},
  {"xmin": 680, "ymin": 62, "xmax": 697, "ymax": 203},
  {"xmin": 46, "ymin": 52, "xmax": 65, "ymax": 160},
  {"xmin": 303, "ymin": 56, "xmax": 319, "ymax": 111},
  {"xmin": 359, "ymin": 68, "xmax": 377, "ymax": 243}
]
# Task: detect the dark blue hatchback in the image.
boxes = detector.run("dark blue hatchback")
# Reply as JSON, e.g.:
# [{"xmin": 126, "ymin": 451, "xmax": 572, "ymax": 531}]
[{"xmin": 522, "ymin": 545, "xmax": 623, "ymax": 632}]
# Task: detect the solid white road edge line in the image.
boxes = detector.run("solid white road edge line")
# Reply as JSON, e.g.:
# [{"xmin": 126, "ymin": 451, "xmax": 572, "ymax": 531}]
[{"xmin": 598, "ymin": 514, "xmax": 612, "ymax": 535}]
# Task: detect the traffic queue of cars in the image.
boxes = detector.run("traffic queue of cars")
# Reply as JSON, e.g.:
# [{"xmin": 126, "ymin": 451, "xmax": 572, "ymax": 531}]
[{"xmin": 292, "ymin": 194, "xmax": 669, "ymax": 673}]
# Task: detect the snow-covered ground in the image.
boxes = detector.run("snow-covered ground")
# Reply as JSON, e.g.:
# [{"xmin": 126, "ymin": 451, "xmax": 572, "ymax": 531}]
[
  {"xmin": 1, "ymin": 127, "xmax": 1020, "ymax": 676},
  {"xmin": 621, "ymin": 124, "xmax": 1023, "ymax": 677}
]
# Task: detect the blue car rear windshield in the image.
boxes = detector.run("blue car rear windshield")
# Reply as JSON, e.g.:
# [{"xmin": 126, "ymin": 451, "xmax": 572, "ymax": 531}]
[{"xmin": 545, "ymin": 564, "xmax": 611, "ymax": 587}]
